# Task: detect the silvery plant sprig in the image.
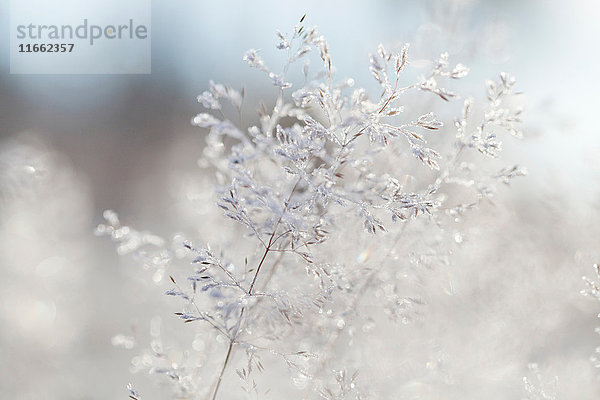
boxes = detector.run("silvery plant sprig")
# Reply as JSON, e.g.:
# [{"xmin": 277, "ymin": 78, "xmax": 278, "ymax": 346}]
[
  {"xmin": 582, "ymin": 264, "xmax": 600, "ymax": 371},
  {"xmin": 98, "ymin": 15, "xmax": 524, "ymax": 400}
]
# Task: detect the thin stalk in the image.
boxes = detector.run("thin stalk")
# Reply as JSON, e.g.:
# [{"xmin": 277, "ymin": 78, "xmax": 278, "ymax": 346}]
[
  {"xmin": 210, "ymin": 340, "xmax": 234, "ymax": 400},
  {"xmin": 249, "ymin": 178, "xmax": 300, "ymax": 295}
]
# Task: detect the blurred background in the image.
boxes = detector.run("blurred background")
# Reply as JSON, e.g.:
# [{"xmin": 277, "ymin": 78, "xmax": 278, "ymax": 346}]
[{"xmin": 1, "ymin": 0, "xmax": 599, "ymax": 399}]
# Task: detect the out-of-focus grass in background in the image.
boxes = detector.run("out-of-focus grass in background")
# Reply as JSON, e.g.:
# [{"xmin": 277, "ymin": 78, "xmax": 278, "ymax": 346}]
[{"xmin": 0, "ymin": 0, "xmax": 599, "ymax": 399}]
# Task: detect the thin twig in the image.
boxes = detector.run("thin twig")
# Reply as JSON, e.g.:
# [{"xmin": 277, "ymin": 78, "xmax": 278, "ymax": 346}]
[
  {"xmin": 210, "ymin": 340, "xmax": 234, "ymax": 400},
  {"xmin": 249, "ymin": 178, "xmax": 301, "ymax": 295}
]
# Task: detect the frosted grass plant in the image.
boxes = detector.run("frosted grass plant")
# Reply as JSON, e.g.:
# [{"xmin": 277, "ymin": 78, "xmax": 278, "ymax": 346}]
[{"xmin": 98, "ymin": 16, "xmax": 526, "ymax": 399}]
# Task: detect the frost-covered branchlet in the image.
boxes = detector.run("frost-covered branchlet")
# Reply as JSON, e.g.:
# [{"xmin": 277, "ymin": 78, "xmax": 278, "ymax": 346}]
[
  {"xmin": 582, "ymin": 263, "xmax": 600, "ymax": 370},
  {"xmin": 99, "ymin": 16, "xmax": 525, "ymax": 399},
  {"xmin": 522, "ymin": 363, "xmax": 558, "ymax": 400}
]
